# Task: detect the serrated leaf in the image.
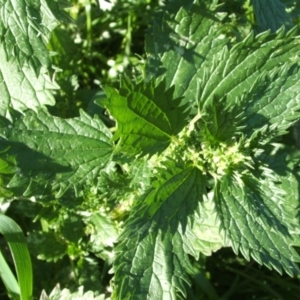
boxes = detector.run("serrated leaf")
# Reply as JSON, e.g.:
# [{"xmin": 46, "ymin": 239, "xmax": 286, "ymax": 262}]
[
  {"xmin": 40, "ymin": 285, "xmax": 106, "ymax": 300},
  {"xmin": 214, "ymin": 169, "xmax": 300, "ymax": 276},
  {"xmin": 243, "ymin": 64, "xmax": 300, "ymax": 136},
  {"xmin": 113, "ymin": 166, "xmax": 206, "ymax": 299},
  {"xmin": 196, "ymin": 95, "xmax": 245, "ymax": 144},
  {"xmin": 100, "ymin": 79, "xmax": 188, "ymax": 157},
  {"xmin": 0, "ymin": 0, "xmax": 72, "ymax": 73},
  {"xmin": 194, "ymin": 30, "xmax": 300, "ymax": 140},
  {"xmin": 0, "ymin": 47, "xmax": 58, "ymax": 119},
  {"xmin": 0, "ymin": 109, "xmax": 113, "ymax": 197},
  {"xmin": 147, "ymin": 0, "xmax": 300, "ymax": 138},
  {"xmin": 146, "ymin": 0, "xmax": 228, "ymax": 105},
  {"xmin": 251, "ymin": 0, "xmax": 292, "ymax": 33}
]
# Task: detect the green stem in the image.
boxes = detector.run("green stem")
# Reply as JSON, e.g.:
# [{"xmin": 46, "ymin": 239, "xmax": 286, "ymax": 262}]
[{"xmin": 85, "ymin": 1, "xmax": 92, "ymax": 50}]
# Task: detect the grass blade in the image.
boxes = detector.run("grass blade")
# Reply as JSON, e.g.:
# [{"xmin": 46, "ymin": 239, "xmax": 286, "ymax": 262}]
[{"xmin": 0, "ymin": 214, "xmax": 33, "ymax": 300}]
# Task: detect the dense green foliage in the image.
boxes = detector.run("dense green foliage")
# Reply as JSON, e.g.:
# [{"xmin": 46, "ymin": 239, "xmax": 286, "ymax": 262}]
[{"xmin": 1, "ymin": 0, "xmax": 300, "ymax": 299}]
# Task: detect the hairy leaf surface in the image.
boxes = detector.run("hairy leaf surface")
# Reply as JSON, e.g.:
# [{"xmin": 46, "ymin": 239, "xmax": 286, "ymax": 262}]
[
  {"xmin": 0, "ymin": 110, "xmax": 113, "ymax": 197},
  {"xmin": 113, "ymin": 166, "xmax": 206, "ymax": 299}
]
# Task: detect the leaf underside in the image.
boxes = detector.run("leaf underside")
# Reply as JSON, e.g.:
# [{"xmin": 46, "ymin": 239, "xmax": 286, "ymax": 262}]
[{"xmin": 146, "ymin": 0, "xmax": 300, "ymax": 138}]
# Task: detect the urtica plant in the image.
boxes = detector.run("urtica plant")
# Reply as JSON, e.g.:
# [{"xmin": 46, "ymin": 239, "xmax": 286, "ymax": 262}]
[{"xmin": 1, "ymin": 0, "xmax": 300, "ymax": 299}]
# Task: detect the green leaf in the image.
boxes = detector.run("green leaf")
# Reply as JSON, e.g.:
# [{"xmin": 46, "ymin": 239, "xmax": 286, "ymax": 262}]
[
  {"xmin": 0, "ymin": 109, "xmax": 113, "ymax": 197},
  {"xmin": 0, "ymin": 213, "xmax": 33, "ymax": 300},
  {"xmin": 27, "ymin": 231, "xmax": 67, "ymax": 262},
  {"xmin": 251, "ymin": 0, "xmax": 292, "ymax": 33},
  {"xmin": 145, "ymin": 0, "xmax": 228, "ymax": 105},
  {"xmin": 188, "ymin": 195, "xmax": 226, "ymax": 257},
  {"xmin": 0, "ymin": 147, "xmax": 17, "ymax": 197},
  {"xmin": 243, "ymin": 63, "xmax": 300, "ymax": 136},
  {"xmin": 89, "ymin": 212, "xmax": 118, "ymax": 250},
  {"xmin": 100, "ymin": 78, "xmax": 188, "ymax": 157},
  {"xmin": 257, "ymin": 144, "xmax": 300, "ymax": 234},
  {"xmin": 113, "ymin": 166, "xmax": 206, "ymax": 299},
  {"xmin": 0, "ymin": 47, "xmax": 58, "ymax": 119},
  {"xmin": 127, "ymin": 158, "xmax": 153, "ymax": 190},
  {"xmin": 196, "ymin": 26, "xmax": 300, "ymax": 114},
  {"xmin": 0, "ymin": 0, "xmax": 72, "ymax": 73},
  {"xmin": 196, "ymin": 95, "xmax": 245, "ymax": 144},
  {"xmin": 147, "ymin": 0, "xmax": 300, "ymax": 138},
  {"xmin": 214, "ymin": 168, "xmax": 300, "ymax": 276},
  {"xmin": 40, "ymin": 285, "xmax": 106, "ymax": 300},
  {"xmin": 0, "ymin": 150, "xmax": 17, "ymax": 175},
  {"xmin": 60, "ymin": 214, "xmax": 84, "ymax": 243}
]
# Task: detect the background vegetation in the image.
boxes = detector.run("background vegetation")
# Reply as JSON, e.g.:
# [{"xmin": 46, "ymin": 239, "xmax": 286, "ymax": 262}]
[{"xmin": 1, "ymin": 0, "xmax": 300, "ymax": 299}]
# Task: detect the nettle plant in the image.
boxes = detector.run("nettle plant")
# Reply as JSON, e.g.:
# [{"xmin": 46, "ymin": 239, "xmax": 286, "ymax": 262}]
[{"xmin": 1, "ymin": 0, "xmax": 300, "ymax": 299}]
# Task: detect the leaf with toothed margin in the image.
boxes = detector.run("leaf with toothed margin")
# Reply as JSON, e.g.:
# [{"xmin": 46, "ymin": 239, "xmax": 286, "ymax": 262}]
[
  {"xmin": 145, "ymin": 0, "xmax": 228, "ymax": 107},
  {"xmin": 214, "ymin": 166, "xmax": 300, "ymax": 276},
  {"xmin": 99, "ymin": 78, "xmax": 189, "ymax": 158},
  {"xmin": 0, "ymin": 109, "xmax": 113, "ymax": 197},
  {"xmin": 146, "ymin": 0, "xmax": 300, "ymax": 139},
  {"xmin": 257, "ymin": 144, "xmax": 300, "ymax": 246},
  {"xmin": 113, "ymin": 165, "xmax": 207, "ymax": 299}
]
